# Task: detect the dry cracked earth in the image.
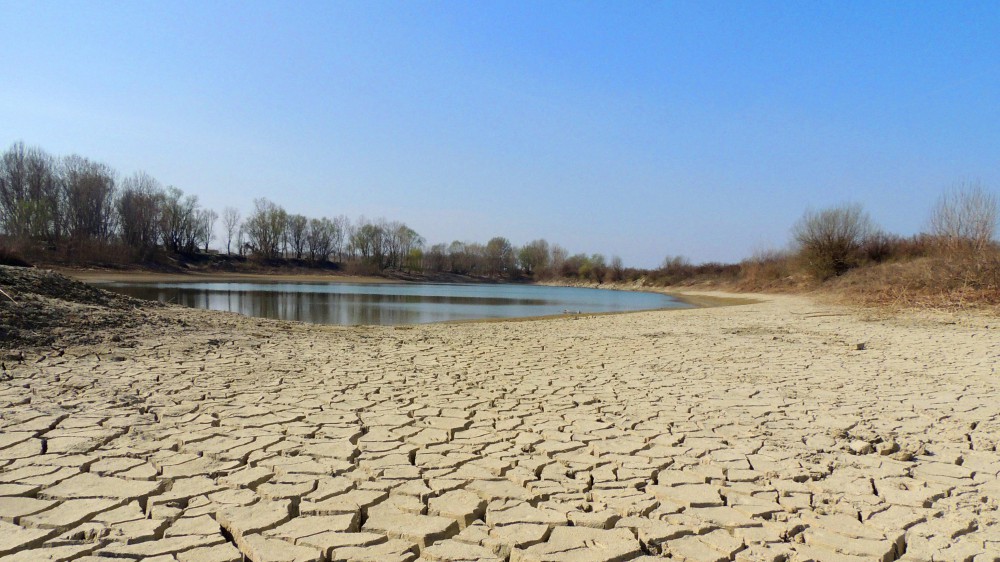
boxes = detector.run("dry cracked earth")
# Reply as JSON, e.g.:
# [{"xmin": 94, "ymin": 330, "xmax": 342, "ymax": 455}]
[{"xmin": 1, "ymin": 293, "xmax": 999, "ymax": 561}]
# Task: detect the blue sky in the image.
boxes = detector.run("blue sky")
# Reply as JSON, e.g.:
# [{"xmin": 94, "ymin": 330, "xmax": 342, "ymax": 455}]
[{"xmin": 2, "ymin": 1, "xmax": 997, "ymax": 267}]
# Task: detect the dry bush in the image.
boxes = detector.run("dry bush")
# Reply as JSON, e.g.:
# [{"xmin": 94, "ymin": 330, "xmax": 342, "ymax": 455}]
[
  {"xmin": 928, "ymin": 182, "xmax": 998, "ymax": 256},
  {"xmin": 861, "ymin": 233, "xmax": 935, "ymax": 264},
  {"xmin": 738, "ymin": 249, "xmax": 794, "ymax": 290},
  {"xmin": 792, "ymin": 203, "xmax": 876, "ymax": 280},
  {"xmin": 645, "ymin": 257, "xmax": 740, "ymax": 287},
  {"xmin": 832, "ymin": 249, "xmax": 1000, "ymax": 309}
]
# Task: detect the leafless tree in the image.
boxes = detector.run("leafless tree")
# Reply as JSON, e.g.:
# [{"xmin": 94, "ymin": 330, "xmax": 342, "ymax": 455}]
[
  {"xmin": 550, "ymin": 244, "xmax": 568, "ymax": 276},
  {"xmin": 196, "ymin": 209, "xmax": 218, "ymax": 252},
  {"xmin": 792, "ymin": 203, "xmax": 876, "ymax": 279},
  {"xmin": 306, "ymin": 217, "xmax": 334, "ymax": 262},
  {"xmin": 117, "ymin": 172, "xmax": 163, "ymax": 252},
  {"xmin": 221, "ymin": 207, "xmax": 240, "ymax": 255},
  {"xmin": 424, "ymin": 243, "xmax": 449, "ymax": 272},
  {"xmin": 0, "ymin": 144, "xmax": 62, "ymax": 244},
  {"xmin": 330, "ymin": 215, "xmax": 349, "ymax": 262},
  {"xmin": 287, "ymin": 214, "xmax": 309, "ymax": 259},
  {"xmin": 350, "ymin": 218, "xmax": 384, "ymax": 267},
  {"xmin": 608, "ymin": 255, "xmax": 625, "ymax": 282},
  {"xmin": 159, "ymin": 186, "xmax": 202, "ymax": 253},
  {"xmin": 243, "ymin": 198, "xmax": 287, "ymax": 259},
  {"xmin": 0, "ymin": 142, "xmax": 28, "ymax": 238},
  {"xmin": 384, "ymin": 221, "xmax": 423, "ymax": 270},
  {"xmin": 928, "ymin": 181, "xmax": 998, "ymax": 255},
  {"xmin": 62, "ymin": 154, "xmax": 117, "ymax": 243}
]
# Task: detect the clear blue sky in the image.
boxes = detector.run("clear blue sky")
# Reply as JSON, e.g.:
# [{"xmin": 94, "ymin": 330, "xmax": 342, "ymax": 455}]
[{"xmin": 2, "ymin": 1, "xmax": 997, "ymax": 267}]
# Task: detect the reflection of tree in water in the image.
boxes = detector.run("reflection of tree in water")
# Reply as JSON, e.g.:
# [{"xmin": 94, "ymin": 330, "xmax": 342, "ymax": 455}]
[{"xmin": 104, "ymin": 283, "xmax": 684, "ymax": 325}]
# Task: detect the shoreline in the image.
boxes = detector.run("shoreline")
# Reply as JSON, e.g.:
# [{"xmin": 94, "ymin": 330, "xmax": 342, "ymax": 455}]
[
  {"xmin": 1, "ymin": 265, "xmax": 998, "ymax": 560},
  {"xmin": 60, "ymin": 267, "xmax": 760, "ymax": 325},
  {"xmin": 61, "ymin": 267, "xmax": 761, "ymax": 310}
]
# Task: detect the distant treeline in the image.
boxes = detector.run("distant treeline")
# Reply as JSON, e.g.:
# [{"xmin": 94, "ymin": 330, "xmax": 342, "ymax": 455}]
[
  {"xmin": 0, "ymin": 141, "xmax": 631, "ymax": 280},
  {"xmin": 3, "ymin": 140, "xmax": 998, "ymax": 306}
]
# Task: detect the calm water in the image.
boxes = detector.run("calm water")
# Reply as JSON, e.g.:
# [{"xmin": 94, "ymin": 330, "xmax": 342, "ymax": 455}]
[{"xmin": 102, "ymin": 282, "xmax": 690, "ymax": 325}]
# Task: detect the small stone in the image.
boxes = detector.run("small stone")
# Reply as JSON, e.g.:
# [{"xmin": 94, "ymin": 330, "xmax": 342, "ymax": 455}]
[{"xmin": 849, "ymin": 440, "xmax": 874, "ymax": 455}]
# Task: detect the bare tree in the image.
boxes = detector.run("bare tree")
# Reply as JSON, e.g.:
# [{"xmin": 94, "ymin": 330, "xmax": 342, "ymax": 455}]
[
  {"xmin": 0, "ymin": 142, "xmax": 28, "ymax": 238},
  {"xmin": 306, "ymin": 217, "xmax": 334, "ymax": 262},
  {"xmin": 331, "ymin": 215, "xmax": 349, "ymax": 262},
  {"xmin": 792, "ymin": 203, "xmax": 876, "ymax": 279},
  {"xmin": 243, "ymin": 198, "xmax": 287, "ymax": 259},
  {"xmin": 448, "ymin": 241, "xmax": 471, "ymax": 274},
  {"xmin": 385, "ymin": 221, "xmax": 423, "ymax": 270},
  {"xmin": 0, "ymin": 143, "xmax": 62, "ymax": 244},
  {"xmin": 159, "ymin": 186, "xmax": 201, "ymax": 253},
  {"xmin": 117, "ymin": 172, "xmax": 163, "ymax": 253},
  {"xmin": 425, "ymin": 243, "xmax": 449, "ymax": 272},
  {"xmin": 62, "ymin": 154, "xmax": 117, "ymax": 243},
  {"xmin": 196, "ymin": 209, "xmax": 218, "ymax": 252},
  {"xmin": 221, "ymin": 207, "xmax": 240, "ymax": 255},
  {"xmin": 350, "ymin": 219, "xmax": 384, "ymax": 267},
  {"xmin": 550, "ymin": 244, "xmax": 568, "ymax": 276},
  {"xmin": 287, "ymin": 214, "xmax": 309, "ymax": 259},
  {"xmin": 608, "ymin": 255, "xmax": 625, "ymax": 282},
  {"xmin": 928, "ymin": 181, "xmax": 999, "ymax": 255}
]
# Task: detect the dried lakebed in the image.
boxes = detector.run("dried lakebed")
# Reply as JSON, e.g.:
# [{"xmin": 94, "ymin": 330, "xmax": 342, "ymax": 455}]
[{"xmin": 1, "ymin": 292, "xmax": 998, "ymax": 561}]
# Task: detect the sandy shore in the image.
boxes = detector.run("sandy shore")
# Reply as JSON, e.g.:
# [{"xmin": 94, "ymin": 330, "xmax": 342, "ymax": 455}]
[{"xmin": 1, "ymin": 291, "xmax": 998, "ymax": 561}]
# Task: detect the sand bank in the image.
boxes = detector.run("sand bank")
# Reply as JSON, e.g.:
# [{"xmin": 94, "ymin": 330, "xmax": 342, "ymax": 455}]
[{"xmin": 1, "ymin": 287, "xmax": 998, "ymax": 560}]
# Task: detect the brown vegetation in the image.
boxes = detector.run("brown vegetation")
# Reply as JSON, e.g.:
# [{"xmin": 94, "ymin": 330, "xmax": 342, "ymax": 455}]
[
  {"xmin": 3, "ymin": 140, "xmax": 998, "ymax": 308},
  {"xmin": 651, "ymin": 190, "xmax": 1000, "ymax": 310}
]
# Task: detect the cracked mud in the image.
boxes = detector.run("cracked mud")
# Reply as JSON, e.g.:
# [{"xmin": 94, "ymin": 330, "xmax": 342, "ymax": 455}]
[{"xmin": 1, "ymin": 290, "xmax": 999, "ymax": 561}]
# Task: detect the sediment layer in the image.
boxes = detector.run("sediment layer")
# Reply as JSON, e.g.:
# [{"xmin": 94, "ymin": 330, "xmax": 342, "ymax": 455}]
[{"xmin": 1, "ymin": 290, "xmax": 998, "ymax": 561}]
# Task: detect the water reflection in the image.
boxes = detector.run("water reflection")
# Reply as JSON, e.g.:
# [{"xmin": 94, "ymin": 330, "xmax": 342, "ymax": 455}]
[{"xmin": 104, "ymin": 282, "xmax": 688, "ymax": 325}]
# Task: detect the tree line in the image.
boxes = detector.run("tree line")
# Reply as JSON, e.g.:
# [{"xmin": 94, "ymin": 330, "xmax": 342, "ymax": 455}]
[
  {"xmin": 0, "ymin": 142, "xmax": 217, "ymax": 262},
  {"xmin": 0, "ymin": 141, "xmax": 630, "ymax": 280},
  {"xmin": 7, "ymin": 140, "xmax": 993, "ymax": 298}
]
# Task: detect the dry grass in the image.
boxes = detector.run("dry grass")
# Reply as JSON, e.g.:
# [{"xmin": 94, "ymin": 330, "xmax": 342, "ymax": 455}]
[
  {"xmin": 652, "ymin": 240, "xmax": 1000, "ymax": 313},
  {"xmin": 828, "ymin": 252, "xmax": 1000, "ymax": 311},
  {"xmin": 737, "ymin": 250, "xmax": 801, "ymax": 291}
]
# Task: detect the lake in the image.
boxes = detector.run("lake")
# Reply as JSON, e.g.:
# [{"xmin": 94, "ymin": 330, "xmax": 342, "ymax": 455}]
[{"xmin": 102, "ymin": 281, "xmax": 691, "ymax": 325}]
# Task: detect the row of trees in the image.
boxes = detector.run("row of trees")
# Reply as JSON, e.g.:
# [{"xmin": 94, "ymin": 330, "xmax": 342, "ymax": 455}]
[
  {"xmin": 9, "ymin": 141, "xmax": 992, "ymax": 291},
  {"xmin": 1, "ymin": 142, "xmax": 626, "ymax": 279},
  {"xmin": 230, "ymin": 200, "xmax": 425, "ymax": 271},
  {"xmin": 0, "ymin": 142, "xmax": 216, "ymax": 259},
  {"xmin": 228, "ymin": 199, "xmax": 629, "ymax": 280},
  {"xmin": 421, "ymin": 238, "xmax": 627, "ymax": 281}
]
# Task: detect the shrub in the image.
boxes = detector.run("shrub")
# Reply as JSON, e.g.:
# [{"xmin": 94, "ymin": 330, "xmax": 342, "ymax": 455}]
[
  {"xmin": 739, "ymin": 249, "xmax": 792, "ymax": 289},
  {"xmin": 928, "ymin": 182, "xmax": 999, "ymax": 256},
  {"xmin": 792, "ymin": 203, "xmax": 876, "ymax": 280}
]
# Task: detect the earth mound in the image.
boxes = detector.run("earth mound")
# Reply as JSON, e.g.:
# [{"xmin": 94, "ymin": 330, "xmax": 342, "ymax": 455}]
[{"xmin": 0, "ymin": 265, "xmax": 163, "ymax": 349}]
